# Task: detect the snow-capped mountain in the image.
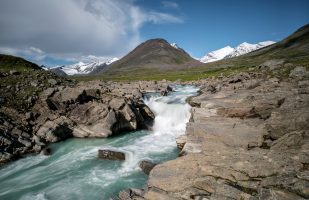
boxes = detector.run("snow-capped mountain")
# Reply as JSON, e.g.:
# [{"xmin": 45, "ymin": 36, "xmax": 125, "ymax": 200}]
[
  {"xmin": 200, "ymin": 41, "xmax": 275, "ymax": 63},
  {"xmin": 51, "ymin": 57, "xmax": 118, "ymax": 76},
  {"xmin": 200, "ymin": 46, "xmax": 234, "ymax": 63}
]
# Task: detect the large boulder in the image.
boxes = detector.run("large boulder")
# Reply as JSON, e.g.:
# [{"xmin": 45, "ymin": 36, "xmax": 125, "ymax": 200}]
[{"xmin": 73, "ymin": 110, "xmax": 117, "ymax": 138}]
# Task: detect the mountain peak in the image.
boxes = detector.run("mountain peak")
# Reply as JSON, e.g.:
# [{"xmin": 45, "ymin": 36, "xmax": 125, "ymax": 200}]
[
  {"xmin": 200, "ymin": 41, "xmax": 276, "ymax": 63},
  {"xmin": 101, "ymin": 38, "xmax": 200, "ymax": 74}
]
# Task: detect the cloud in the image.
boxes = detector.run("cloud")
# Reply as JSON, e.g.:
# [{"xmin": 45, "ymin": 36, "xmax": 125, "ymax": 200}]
[
  {"xmin": 0, "ymin": 0, "xmax": 183, "ymax": 66},
  {"xmin": 0, "ymin": 46, "xmax": 46, "ymax": 62},
  {"xmin": 146, "ymin": 11, "xmax": 183, "ymax": 24},
  {"xmin": 162, "ymin": 1, "xmax": 179, "ymax": 9}
]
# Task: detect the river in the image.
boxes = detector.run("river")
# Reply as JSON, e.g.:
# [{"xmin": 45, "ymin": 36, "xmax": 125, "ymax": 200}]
[{"xmin": 0, "ymin": 85, "xmax": 198, "ymax": 200}]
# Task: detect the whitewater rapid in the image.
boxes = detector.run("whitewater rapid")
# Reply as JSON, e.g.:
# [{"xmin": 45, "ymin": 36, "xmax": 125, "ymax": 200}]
[{"xmin": 0, "ymin": 84, "xmax": 199, "ymax": 200}]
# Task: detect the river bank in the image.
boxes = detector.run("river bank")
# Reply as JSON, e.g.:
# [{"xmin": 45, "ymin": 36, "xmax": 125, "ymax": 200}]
[{"xmin": 144, "ymin": 68, "xmax": 309, "ymax": 199}]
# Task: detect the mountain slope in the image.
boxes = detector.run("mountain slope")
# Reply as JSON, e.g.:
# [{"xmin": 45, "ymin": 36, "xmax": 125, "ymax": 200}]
[
  {"xmin": 101, "ymin": 39, "xmax": 200, "ymax": 75},
  {"xmin": 0, "ymin": 54, "xmax": 42, "ymax": 71}
]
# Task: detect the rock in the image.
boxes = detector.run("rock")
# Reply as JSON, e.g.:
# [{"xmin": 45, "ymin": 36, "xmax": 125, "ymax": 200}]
[
  {"xmin": 41, "ymin": 147, "xmax": 52, "ymax": 155},
  {"xmin": 109, "ymin": 98, "xmax": 126, "ymax": 110},
  {"xmin": 139, "ymin": 160, "xmax": 157, "ymax": 175},
  {"xmin": 98, "ymin": 149, "xmax": 125, "ymax": 161},
  {"xmin": 18, "ymin": 137, "xmax": 32, "ymax": 147},
  {"xmin": 48, "ymin": 79, "xmax": 58, "ymax": 86},
  {"xmin": 160, "ymin": 90, "xmax": 168, "ymax": 96},
  {"xmin": 271, "ymin": 131, "xmax": 306, "ymax": 150},
  {"xmin": 289, "ymin": 66, "xmax": 308, "ymax": 79},
  {"xmin": 167, "ymin": 85, "xmax": 173, "ymax": 92},
  {"xmin": 36, "ymin": 116, "xmax": 73, "ymax": 142},
  {"xmin": 176, "ymin": 135, "xmax": 187, "ymax": 150},
  {"xmin": 117, "ymin": 188, "xmax": 145, "ymax": 200},
  {"xmin": 25, "ymin": 112, "xmax": 33, "ymax": 121},
  {"xmin": 9, "ymin": 70, "xmax": 20, "ymax": 75},
  {"xmin": 138, "ymin": 103, "xmax": 155, "ymax": 123},
  {"xmin": 259, "ymin": 59, "xmax": 284, "ymax": 70}
]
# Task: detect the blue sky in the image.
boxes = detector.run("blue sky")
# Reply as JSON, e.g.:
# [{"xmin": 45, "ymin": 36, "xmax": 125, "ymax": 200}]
[
  {"xmin": 0, "ymin": 0, "xmax": 308, "ymax": 66},
  {"xmin": 139, "ymin": 0, "xmax": 309, "ymax": 57}
]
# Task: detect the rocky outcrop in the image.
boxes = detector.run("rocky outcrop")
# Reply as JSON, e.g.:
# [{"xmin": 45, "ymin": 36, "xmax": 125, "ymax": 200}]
[
  {"xmin": 145, "ymin": 68, "xmax": 309, "ymax": 199},
  {"xmin": 0, "ymin": 80, "xmax": 172, "ymax": 164}
]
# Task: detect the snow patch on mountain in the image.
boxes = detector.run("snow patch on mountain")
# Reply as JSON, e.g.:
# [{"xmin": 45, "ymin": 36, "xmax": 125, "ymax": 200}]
[
  {"xmin": 200, "ymin": 41, "xmax": 275, "ymax": 63},
  {"xmin": 170, "ymin": 43, "xmax": 179, "ymax": 49}
]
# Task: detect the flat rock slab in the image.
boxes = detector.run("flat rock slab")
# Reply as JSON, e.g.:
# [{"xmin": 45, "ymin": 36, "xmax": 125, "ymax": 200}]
[{"xmin": 98, "ymin": 149, "xmax": 125, "ymax": 161}]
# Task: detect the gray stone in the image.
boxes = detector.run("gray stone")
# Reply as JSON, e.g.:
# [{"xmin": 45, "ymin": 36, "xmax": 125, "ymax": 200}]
[{"xmin": 98, "ymin": 149, "xmax": 125, "ymax": 161}]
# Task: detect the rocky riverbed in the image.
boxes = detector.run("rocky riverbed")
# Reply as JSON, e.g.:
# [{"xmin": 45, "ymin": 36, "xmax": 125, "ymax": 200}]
[
  {"xmin": 143, "ymin": 66, "xmax": 309, "ymax": 199},
  {"xmin": 1, "ymin": 64, "xmax": 309, "ymax": 200}
]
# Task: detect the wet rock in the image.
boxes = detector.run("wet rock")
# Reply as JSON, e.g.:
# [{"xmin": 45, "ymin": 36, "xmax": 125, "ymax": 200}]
[
  {"xmin": 41, "ymin": 147, "xmax": 52, "ymax": 155},
  {"xmin": 167, "ymin": 85, "xmax": 173, "ymax": 92},
  {"xmin": 139, "ymin": 160, "xmax": 157, "ymax": 175},
  {"xmin": 116, "ymin": 188, "xmax": 145, "ymax": 200},
  {"xmin": 160, "ymin": 90, "xmax": 168, "ymax": 96},
  {"xmin": 98, "ymin": 149, "xmax": 125, "ymax": 161}
]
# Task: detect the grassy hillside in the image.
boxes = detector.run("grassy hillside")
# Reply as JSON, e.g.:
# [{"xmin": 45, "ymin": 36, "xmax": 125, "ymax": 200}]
[{"xmin": 0, "ymin": 54, "xmax": 42, "ymax": 72}]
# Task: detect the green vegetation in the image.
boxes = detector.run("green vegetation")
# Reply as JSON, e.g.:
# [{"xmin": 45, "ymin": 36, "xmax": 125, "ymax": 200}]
[
  {"xmin": 0, "ymin": 54, "xmax": 41, "ymax": 72},
  {"xmin": 74, "ymin": 65, "xmax": 253, "ymax": 82}
]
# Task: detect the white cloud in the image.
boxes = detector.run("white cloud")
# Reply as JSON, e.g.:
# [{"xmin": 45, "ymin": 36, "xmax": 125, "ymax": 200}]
[
  {"xmin": 146, "ymin": 11, "xmax": 184, "ymax": 24},
  {"xmin": 0, "ymin": 0, "xmax": 183, "ymax": 66},
  {"xmin": 162, "ymin": 1, "xmax": 179, "ymax": 9}
]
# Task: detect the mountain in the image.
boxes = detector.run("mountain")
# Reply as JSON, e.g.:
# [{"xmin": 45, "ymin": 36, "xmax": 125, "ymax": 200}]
[
  {"xmin": 200, "ymin": 41, "xmax": 275, "ymax": 63},
  {"xmin": 200, "ymin": 46, "xmax": 234, "ymax": 63},
  {"xmin": 0, "ymin": 54, "xmax": 42, "ymax": 71},
  {"xmin": 100, "ymin": 39, "xmax": 201, "ymax": 75},
  {"xmin": 198, "ymin": 24, "xmax": 309, "ymax": 71},
  {"xmin": 50, "ymin": 58, "xmax": 118, "ymax": 76}
]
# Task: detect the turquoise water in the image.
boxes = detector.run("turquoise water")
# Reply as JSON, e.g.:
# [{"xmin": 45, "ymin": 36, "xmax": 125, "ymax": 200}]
[{"xmin": 0, "ymin": 85, "xmax": 198, "ymax": 200}]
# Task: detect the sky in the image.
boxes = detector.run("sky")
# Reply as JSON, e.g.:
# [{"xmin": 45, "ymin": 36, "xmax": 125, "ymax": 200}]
[{"xmin": 0, "ymin": 0, "xmax": 308, "ymax": 67}]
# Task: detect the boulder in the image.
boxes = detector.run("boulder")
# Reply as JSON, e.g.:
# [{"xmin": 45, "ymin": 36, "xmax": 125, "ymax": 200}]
[
  {"xmin": 72, "ymin": 110, "xmax": 117, "ymax": 138},
  {"xmin": 98, "ymin": 149, "xmax": 125, "ymax": 161},
  {"xmin": 36, "ymin": 116, "xmax": 73, "ymax": 142},
  {"xmin": 139, "ymin": 160, "xmax": 157, "ymax": 175},
  {"xmin": 289, "ymin": 66, "xmax": 309, "ymax": 79}
]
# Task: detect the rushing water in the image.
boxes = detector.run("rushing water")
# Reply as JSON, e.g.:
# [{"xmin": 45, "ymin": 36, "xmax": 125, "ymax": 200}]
[{"xmin": 0, "ymin": 85, "xmax": 199, "ymax": 200}]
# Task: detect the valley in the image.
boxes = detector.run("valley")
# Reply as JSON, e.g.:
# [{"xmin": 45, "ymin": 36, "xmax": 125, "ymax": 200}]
[{"xmin": 0, "ymin": 22, "xmax": 308, "ymax": 200}]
